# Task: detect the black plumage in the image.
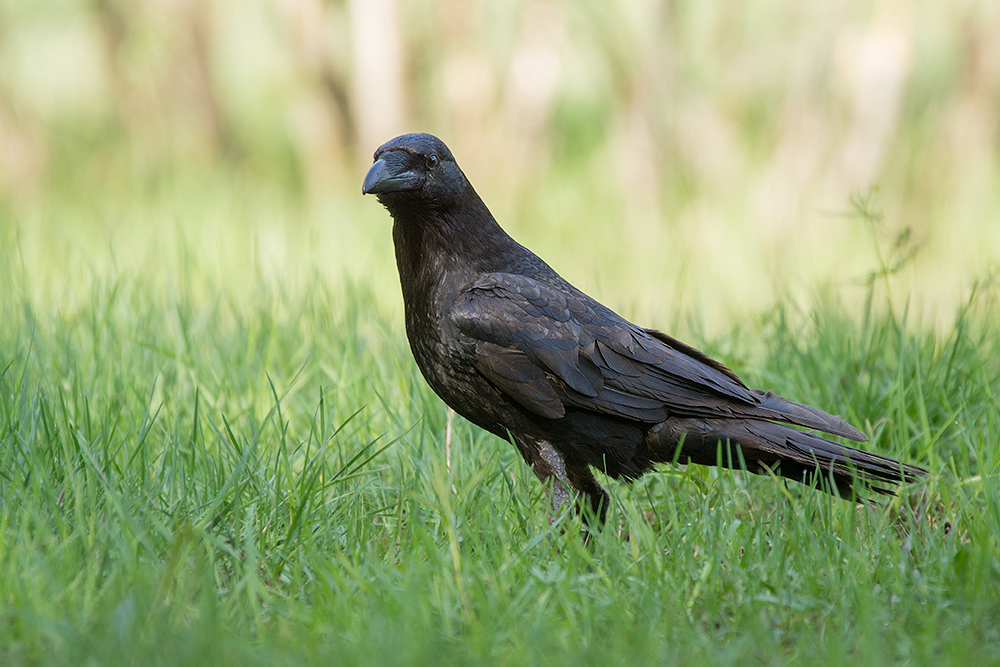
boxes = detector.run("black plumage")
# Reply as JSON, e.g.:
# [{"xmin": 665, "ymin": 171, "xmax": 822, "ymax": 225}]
[{"xmin": 363, "ymin": 132, "xmax": 927, "ymax": 523}]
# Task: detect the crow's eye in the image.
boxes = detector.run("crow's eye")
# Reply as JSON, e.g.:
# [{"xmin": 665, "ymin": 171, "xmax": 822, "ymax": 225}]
[{"xmin": 426, "ymin": 154, "xmax": 439, "ymax": 170}]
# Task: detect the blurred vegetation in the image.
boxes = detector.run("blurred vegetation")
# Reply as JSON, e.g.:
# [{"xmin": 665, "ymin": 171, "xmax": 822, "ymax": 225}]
[{"xmin": 1, "ymin": 0, "xmax": 999, "ymax": 323}]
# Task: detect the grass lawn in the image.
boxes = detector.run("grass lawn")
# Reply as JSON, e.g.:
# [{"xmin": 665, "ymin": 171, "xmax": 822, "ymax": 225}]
[{"xmin": 2, "ymin": 167, "xmax": 998, "ymax": 665}]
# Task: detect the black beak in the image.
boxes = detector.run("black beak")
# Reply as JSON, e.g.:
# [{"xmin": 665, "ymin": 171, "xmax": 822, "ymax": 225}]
[{"xmin": 362, "ymin": 158, "xmax": 422, "ymax": 195}]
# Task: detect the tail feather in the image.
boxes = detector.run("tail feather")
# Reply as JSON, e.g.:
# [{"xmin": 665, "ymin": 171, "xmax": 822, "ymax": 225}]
[
  {"xmin": 735, "ymin": 420, "xmax": 926, "ymax": 492},
  {"xmin": 647, "ymin": 416, "xmax": 928, "ymax": 496}
]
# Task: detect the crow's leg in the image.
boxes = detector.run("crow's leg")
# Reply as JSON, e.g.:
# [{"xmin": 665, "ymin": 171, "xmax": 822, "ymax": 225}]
[
  {"xmin": 528, "ymin": 439, "xmax": 609, "ymax": 529},
  {"xmin": 566, "ymin": 461, "xmax": 609, "ymax": 527},
  {"xmin": 531, "ymin": 440, "xmax": 574, "ymax": 521}
]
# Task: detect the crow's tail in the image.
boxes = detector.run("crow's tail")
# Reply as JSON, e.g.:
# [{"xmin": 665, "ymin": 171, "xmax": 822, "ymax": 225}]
[{"xmin": 647, "ymin": 417, "xmax": 928, "ymax": 496}]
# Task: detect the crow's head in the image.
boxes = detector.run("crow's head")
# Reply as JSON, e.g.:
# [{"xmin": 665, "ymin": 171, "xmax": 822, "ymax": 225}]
[{"xmin": 362, "ymin": 133, "xmax": 467, "ymax": 212}]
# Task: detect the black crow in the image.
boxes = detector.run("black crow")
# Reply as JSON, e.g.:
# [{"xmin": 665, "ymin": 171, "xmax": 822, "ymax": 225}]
[{"xmin": 362, "ymin": 132, "xmax": 927, "ymax": 524}]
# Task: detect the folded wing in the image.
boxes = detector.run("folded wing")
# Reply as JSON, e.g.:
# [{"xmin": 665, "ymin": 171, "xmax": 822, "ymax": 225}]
[{"xmin": 452, "ymin": 273, "xmax": 865, "ymax": 442}]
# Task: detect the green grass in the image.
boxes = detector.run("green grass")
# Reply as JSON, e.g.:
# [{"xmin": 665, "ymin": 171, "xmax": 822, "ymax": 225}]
[{"xmin": 2, "ymin": 179, "xmax": 999, "ymax": 666}]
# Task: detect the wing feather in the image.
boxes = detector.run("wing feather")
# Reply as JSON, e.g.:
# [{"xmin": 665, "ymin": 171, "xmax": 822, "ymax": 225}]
[
  {"xmin": 452, "ymin": 273, "xmax": 863, "ymax": 441},
  {"xmin": 474, "ymin": 342, "xmax": 565, "ymax": 419}
]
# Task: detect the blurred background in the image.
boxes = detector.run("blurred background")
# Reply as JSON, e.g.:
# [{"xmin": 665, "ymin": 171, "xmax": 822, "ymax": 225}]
[{"xmin": 2, "ymin": 0, "xmax": 998, "ymax": 331}]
